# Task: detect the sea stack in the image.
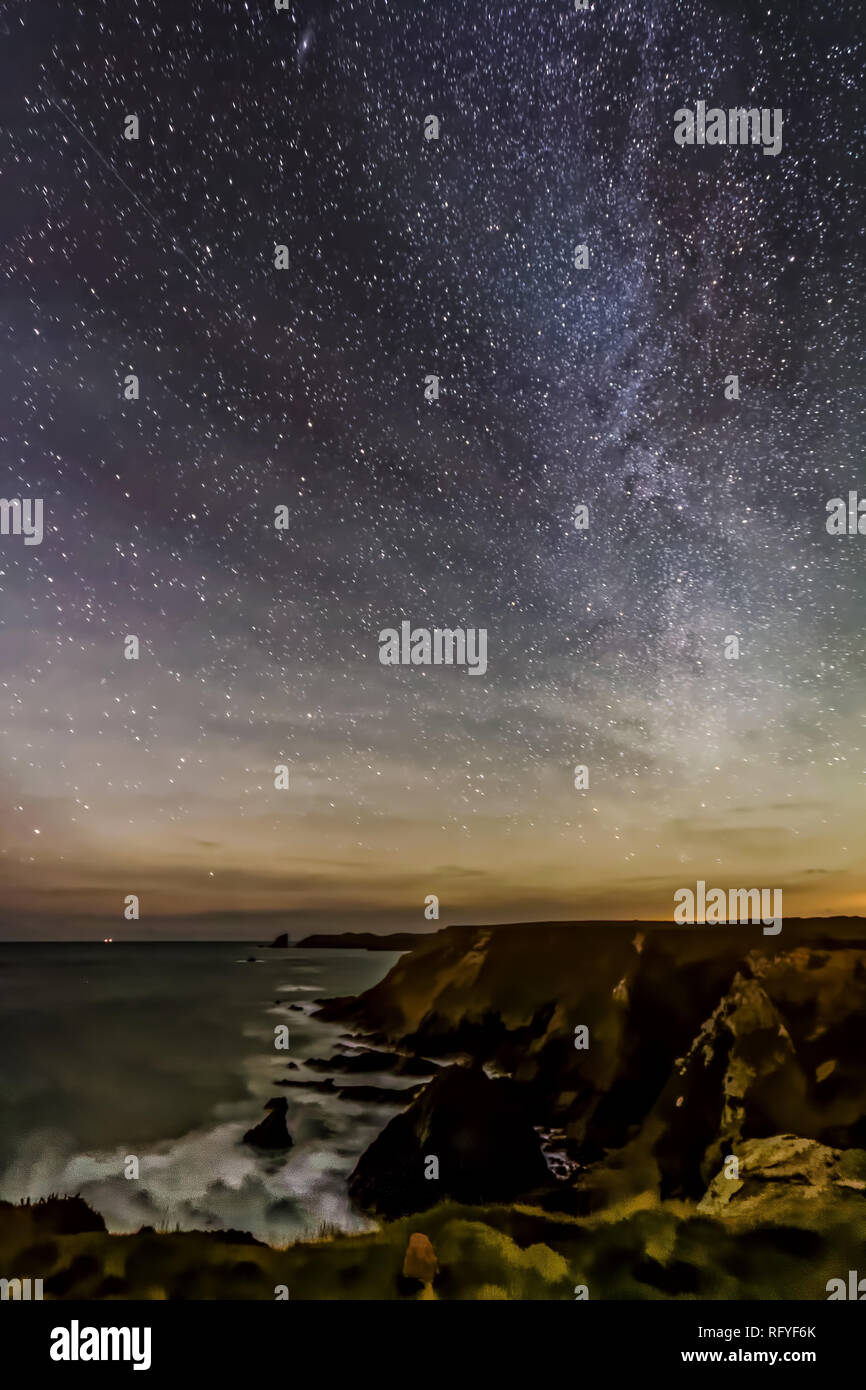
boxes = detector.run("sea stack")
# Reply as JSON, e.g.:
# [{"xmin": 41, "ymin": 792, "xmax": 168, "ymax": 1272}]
[{"xmin": 242, "ymin": 1097, "xmax": 293, "ymax": 1150}]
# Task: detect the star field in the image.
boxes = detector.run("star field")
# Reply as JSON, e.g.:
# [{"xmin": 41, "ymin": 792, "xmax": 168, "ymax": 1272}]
[{"xmin": 1, "ymin": 0, "xmax": 864, "ymax": 935}]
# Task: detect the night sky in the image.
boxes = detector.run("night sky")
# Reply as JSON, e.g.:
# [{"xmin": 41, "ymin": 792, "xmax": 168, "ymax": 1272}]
[{"xmin": 1, "ymin": 1, "xmax": 864, "ymax": 936}]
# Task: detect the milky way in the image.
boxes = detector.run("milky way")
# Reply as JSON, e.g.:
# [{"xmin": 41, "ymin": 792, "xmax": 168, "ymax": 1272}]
[{"xmin": 1, "ymin": 1, "xmax": 864, "ymax": 935}]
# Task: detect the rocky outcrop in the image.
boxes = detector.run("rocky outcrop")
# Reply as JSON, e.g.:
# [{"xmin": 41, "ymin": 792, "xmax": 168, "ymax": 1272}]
[
  {"xmin": 321, "ymin": 919, "xmax": 866, "ymax": 1213},
  {"xmin": 348, "ymin": 1063, "xmax": 551, "ymax": 1218},
  {"xmin": 305, "ymin": 1048, "xmax": 438, "ymax": 1076},
  {"xmin": 242, "ymin": 1097, "xmax": 293, "ymax": 1150},
  {"xmin": 338, "ymin": 1083, "xmax": 424, "ymax": 1103},
  {"xmin": 631, "ymin": 946, "xmax": 866, "ymax": 1200},
  {"xmin": 276, "ymin": 1076, "xmax": 336, "ymax": 1092},
  {"xmin": 643, "ymin": 969, "xmax": 807, "ymax": 1199},
  {"xmin": 698, "ymin": 1135, "xmax": 866, "ymax": 1221}
]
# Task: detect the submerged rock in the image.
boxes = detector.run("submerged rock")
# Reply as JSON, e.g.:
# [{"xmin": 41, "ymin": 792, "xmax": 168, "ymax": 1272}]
[{"xmin": 242, "ymin": 1097, "xmax": 293, "ymax": 1151}]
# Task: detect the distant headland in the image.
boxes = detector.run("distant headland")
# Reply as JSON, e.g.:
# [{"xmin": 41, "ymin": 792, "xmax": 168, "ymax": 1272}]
[
  {"xmin": 294, "ymin": 931, "xmax": 435, "ymax": 951},
  {"xmin": 257, "ymin": 930, "xmax": 434, "ymax": 950}
]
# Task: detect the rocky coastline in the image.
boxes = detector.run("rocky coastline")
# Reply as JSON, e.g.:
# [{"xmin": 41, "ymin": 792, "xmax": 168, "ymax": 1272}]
[
  {"xmin": 310, "ymin": 917, "xmax": 866, "ymax": 1224},
  {"xmin": 5, "ymin": 916, "xmax": 866, "ymax": 1299}
]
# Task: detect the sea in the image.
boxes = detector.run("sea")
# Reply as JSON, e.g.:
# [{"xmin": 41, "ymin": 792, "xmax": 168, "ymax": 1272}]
[{"xmin": 0, "ymin": 942, "xmax": 405, "ymax": 1245}]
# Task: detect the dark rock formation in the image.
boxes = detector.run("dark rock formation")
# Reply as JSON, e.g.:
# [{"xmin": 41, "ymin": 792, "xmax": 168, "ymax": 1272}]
[
  {"xmin": 337, "ymin": 1048, "xmax": 401, "ymax": 1072},
  {"xmin": 275, "ymin": 1077, "xmax": 335, "ymax": 1092},
  {"xmin": 242, "ymin": 1097, "xmax": 293, "ymax": 1150},
  {"xmin": 267, "ymin": 932, "xmax": 290, "ymax": 948},
  {"xmin": 633, "ymin": 946, "xmax": 866, "ymax": 1200},
  {"xmin": 317, "ymin": 918, "xmax": 866, "ymax": 1216},
  {"xmin": 394, "ymin": 1055, "xmax": 441, "ymax": 1077},
  {"xmin": 338, "ymin": 1083, "xmax": 424, "ymax": 1104},
  {"xmin": 305, "ymin": 1048, "xmax": 438, "ymax": 1076},
  {"xmin": 348, "ymin": 1063, "xmax": 550, "ymax": 1217},
  {"xmin": 304, "ymin": 1053, "xmax": 352, "ymax": 1070}
]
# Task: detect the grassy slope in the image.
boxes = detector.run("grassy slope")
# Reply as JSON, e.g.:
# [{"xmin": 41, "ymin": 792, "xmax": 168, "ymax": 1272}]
[{"xmin": 2, "ymin": 1187, "xmax": 863, "ymax": 1300}]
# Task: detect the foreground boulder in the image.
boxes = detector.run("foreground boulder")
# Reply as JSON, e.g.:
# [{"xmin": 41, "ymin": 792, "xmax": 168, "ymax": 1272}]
[
  {"xmin": 242, "ymin": 1097, "xmax": 293, "ymax": 1150},
  {"xmin": 698, "ymin": 1135, "xmax": 866, "ymax": 1221},
  {"xmin": 348, "ymin": 1064, "xmax": 550, "ymax": 1217},
  {"xmin": 402, "ymin": 1232, "xmax": 438, "ymax": 1283}
]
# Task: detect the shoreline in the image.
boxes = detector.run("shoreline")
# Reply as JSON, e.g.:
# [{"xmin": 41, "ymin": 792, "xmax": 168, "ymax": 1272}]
[{"xmin": 3, "ymin": 918, "xmax": 866, "ymax": 1297}]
